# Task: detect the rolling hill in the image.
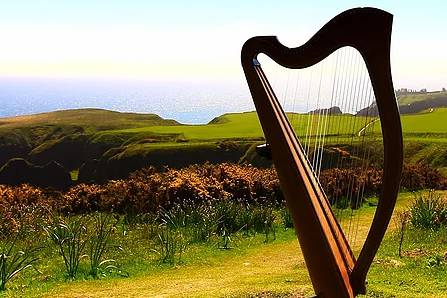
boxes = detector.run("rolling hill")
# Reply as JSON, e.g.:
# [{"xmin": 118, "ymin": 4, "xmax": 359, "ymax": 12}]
[{"xmin": 0, "ymin": 105, "xmax": 445, "ymax": 186}]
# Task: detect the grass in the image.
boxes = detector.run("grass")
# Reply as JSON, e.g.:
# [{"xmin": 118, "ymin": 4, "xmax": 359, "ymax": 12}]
[
  {"xmin": 20, "ymin": 229, "xmax": 310, "ymax": 298},
  {"xmin": 1, "ymin": 107, "xmax": 447, "ymax": 176},
  {"xmin": 104, "ymin": 112, "xmax": 372, "ymax": 141},
  {"xmin": 2, "ymin": 191, "xmax": 442, "ymax": 298},
  {"xmin": 400, "ymin": 108, "xmax": 447, "ymax": 136},
  {"xmin": 370, "ymin": 108, "xmax": 447, "ymax": 141},
  {"xmin": 2, "ymin": 107, "xmax": 447, "ymax": 151},
  {"xmin": 0, "ymin": 108, "xmax": 180, "ymax": 133}
]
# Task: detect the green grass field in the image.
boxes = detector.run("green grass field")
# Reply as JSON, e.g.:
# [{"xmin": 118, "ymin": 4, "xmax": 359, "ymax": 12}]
[
  {"xmin": 400, "ymin": 108, "xmax": 447, "ymax": 135},
  {"xmin": 91, "ymin": 106, "xmax": 447, "ymax": 143},
  {"xmin": 107, "ymin": 112, "xmax": 374, "ymax": 141},
  {"xmin": 3, "ymin": 191, "xmax": 446, "ymax": 298}
]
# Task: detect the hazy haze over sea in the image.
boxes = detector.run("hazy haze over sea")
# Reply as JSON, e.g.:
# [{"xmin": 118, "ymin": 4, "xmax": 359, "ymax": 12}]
[{"xmin": 0, "ymin": 77, "xmax": 254, "ymax": 124}]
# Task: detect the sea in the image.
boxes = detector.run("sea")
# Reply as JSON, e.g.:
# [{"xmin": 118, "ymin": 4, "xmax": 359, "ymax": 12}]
[{"xmin": 0, "ymin": 77, "xmax": 255, "ymax": 124}]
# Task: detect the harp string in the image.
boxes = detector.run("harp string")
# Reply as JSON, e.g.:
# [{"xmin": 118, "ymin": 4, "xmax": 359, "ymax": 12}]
[
  {"xmin": 317, "ymin": 51, "xmax": 338, "ymax": 178},
  {"xmin": 333, "ymin": 48, "xmax": 353, "ymax": 226},
  {"xmin": 290, "ymin": 69, "xmax": 300, "ymax": 136},
  {"xmin": 346, "ymin": 51, "xmax": 363, "ymax": 242},
  {"xmin": 304, "ymin": 66, "xmax": 314, "ymax": 155},
  {"xmin": 340, "ymin": 48, "xmax": 356, "ymax": 232},
  {"xmin": 353, "ymin": 57, "xmax": 373, "ymax": 246},
  {"xmin": 311, "ymin": 59, "xmax": 325, "ymax": 174},
  {"xmin": 330, "ymin": 49, "xmax": 345, "ymax": 221},
  {"xmin": 353, "ymin": 80, "xmax": 375, "ymax": 247},
  {"xmin": 260, "ymin": 46, "xmax": 382, "ymax": 253}
]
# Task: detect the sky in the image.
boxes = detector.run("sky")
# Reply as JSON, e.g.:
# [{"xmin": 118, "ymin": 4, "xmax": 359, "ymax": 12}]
[{"xmin": 0, "ymin": 0, "xmax": 445, "ymax": 91}]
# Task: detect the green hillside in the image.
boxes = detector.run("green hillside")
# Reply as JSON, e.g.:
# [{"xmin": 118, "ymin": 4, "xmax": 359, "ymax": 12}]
[
  {"xmin": 0, "ymin": 108, "xmax": 180, "ymax": 132},
  {"xmin": 397, "ymin": 91, "xmax": 447, "ymax": 114},
  {"xmin": 0, "ymin": 107, "xmax": 446, "ymax": 184},
  {"xmin": 398, "ymin": 91, "xmax": 447, "ymax": 106}
]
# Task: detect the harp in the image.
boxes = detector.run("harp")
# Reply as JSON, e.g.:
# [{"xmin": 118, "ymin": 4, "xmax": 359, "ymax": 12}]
[{"xmin": 241, "ymin": 7, "xmax": 403, "ymax": 298}]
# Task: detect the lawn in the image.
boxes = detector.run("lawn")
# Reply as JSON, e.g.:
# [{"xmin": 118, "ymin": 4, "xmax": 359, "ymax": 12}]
[{"xmin": 104, "ymin": 112, "xmax": 373, "ymax": 141}]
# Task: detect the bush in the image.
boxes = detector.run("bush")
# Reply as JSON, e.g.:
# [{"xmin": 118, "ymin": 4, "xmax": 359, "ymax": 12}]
[
  {"xmin": 409, "ymin": 191, "xmax": 447, "ymax": 230},
  {"xmin": 0, "ymin": 185, "xmax": 55, "ymax": 237},
  {"xmin": 280, "ymin": 208, "xmax": 294, "ymax": 229},
  {"xmin": 401, "ymin": 164, "xmax": 447, "ymax": 191},
  {"xmin": 0, "ymin": 162, "xmax": 445, "ymax": 231}
]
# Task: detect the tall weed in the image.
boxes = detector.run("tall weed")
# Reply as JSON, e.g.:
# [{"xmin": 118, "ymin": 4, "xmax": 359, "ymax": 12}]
[
  {"xmin": 88, "ymin": 213, "xmax": 121, "ymax": 278},
  {"xmin": 46, "ymin": 216, "xmax": 88, "ymax": 279},
  {"xmin": 0, "ymin": 228, "xmax": 41, "ymax": 291}
]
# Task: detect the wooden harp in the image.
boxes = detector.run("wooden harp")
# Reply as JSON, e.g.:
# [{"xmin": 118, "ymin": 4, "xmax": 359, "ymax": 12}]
[{"xmin": 241, "ymin": 7, "xmax": 403, "ymax": 297}]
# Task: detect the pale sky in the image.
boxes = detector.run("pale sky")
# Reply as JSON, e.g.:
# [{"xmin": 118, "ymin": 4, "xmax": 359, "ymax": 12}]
[{"xmin": 0, "ymin": 0, "xmax": 445, "ymax": 90}]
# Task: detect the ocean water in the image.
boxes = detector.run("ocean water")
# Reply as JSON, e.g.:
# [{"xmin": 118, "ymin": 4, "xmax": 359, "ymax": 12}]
[{"xmin": 0, "ymin": 77, "xmax": 254, "ymax": 124}]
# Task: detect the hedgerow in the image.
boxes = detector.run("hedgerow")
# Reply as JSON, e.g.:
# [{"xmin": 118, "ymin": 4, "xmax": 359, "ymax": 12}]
[{"xmin": 0, "ymin": 163, "xmax": 445, "ymax": 234}]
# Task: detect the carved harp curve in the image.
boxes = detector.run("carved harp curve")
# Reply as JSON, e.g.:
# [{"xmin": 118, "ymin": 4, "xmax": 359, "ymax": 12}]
[{"xmin": 241, "ymin": 7, "xmax": 403, "ymax": 298}]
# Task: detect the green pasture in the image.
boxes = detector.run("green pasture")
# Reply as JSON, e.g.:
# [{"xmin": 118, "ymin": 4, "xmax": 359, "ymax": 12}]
[
  {"xmin": 97, "ymin": 108, "xmax": 447, "ymax": 145},
  {"xmin": 401, "ymin": 108, "xmax": 447, "ymax": 134},
  {"xmin": 104, "ymin": 112, "xmax": 373, "ymax": 141}
]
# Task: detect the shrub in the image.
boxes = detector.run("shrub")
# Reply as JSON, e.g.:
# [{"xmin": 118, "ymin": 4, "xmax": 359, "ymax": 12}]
[
  {"xmin": 409, "ymin": 191, "xmax": 447, "ymax": 230},
  {"xmin": 401, "ymin": 164, "xmax": 447, "ymax": 191},
  {"xmin": 0, "ymin": 162, "xmax": 445, "ymax": 229},
  {"xmin": 319, "ymin": 167, "xmax": 382, "ymax": 207},
  {"xmin": 61, "ymin": 184, "xmax": 104, "ymax": 214},
  {"xmin": 0, "ymin": 185, "xmax": 55, "ymax": 237}
]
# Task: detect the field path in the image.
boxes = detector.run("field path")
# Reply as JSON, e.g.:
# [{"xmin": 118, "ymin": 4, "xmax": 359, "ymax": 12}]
[{"xmin": 44, "ymin": 238, "xmax": 311, "ymax": 298}]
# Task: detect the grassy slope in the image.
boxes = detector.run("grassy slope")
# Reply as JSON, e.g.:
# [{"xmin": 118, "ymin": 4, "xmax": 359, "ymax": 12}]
[
  {"xmin": 0, "ymin": 107, "xmax": 446, "ymax": 175},
  {"xmin": 398, "ymin": 91, "xmax": 447, "ymax": 106},
  {"xmin": 11, "ymin": 192, "xmax": 444, "ymax": 298},
  {"xmin": 2, "ymin": 107, "xmax": 444, "ymax": 144},
  {"xmin": 0, "ymin": 108, "xmax": 180, "ymax": 132},
  {"xmin": 2, "ymin": 107, "xmax": 447, "ymax": 144},
  {"xmin": 0, "ymin": 109, "xmax": 184, "ymax": 170},
  {"xmin": 369, "ymin": 108, "xmax": 447, "ymax": 142}
]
